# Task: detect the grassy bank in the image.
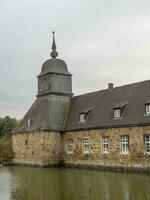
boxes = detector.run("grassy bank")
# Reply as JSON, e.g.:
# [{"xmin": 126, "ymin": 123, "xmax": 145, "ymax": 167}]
[{"xmin": 0, "ymin": 136, "xmax": 13, "ymax": 165}]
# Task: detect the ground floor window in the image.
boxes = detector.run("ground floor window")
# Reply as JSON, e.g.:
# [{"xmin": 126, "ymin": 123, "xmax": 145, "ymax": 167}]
[
  {"xmin": 25, "ymin": 139, "xmax": 28, "ymax": 146},
  {"xmin": 121, "ymin": 135, "xmax": 129, "ymax": 154},
  {"xmin": 101, "ymin": 136, "xmax": 109, "ymax": 153},
  {"xmin": 144, "ymin": 135, "xmax": 150, "ymax": 154},
  {"xmin": 67, "ymin": 139, "xmax": 74, "ymax": 153},
  {"xmin": 83, "ymin": 137, "xmax": 90, "ymax": 154}
]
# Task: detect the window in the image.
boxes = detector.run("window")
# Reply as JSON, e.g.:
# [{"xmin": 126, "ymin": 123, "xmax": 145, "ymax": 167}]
[
  {"xmin": 27, "ymin": 119, "xmax": 31, "ymax": 127},
  {"xmin": 67, "ymin": 139, "xmax": 73, "ymax": 153},
  {"xmin": 114, "ymin": 109, "xmax": 121, "ymax": 118},
  {"xmin": 79, "ymin": 113, "xmax": 86, "ymax": 122},
  {"xmin": 144, "ymin": 135, "xmax": 150, "ymax": 154},
  {"xmin": 83, "ymin": 137, "xmax": 90, "ymax": 154},
  {"xmin": 121, "ymin": 135, "xmax": 129, "ymax": 154},
  {"xmin": 79, "ymin": 108, "xmax": 93, "ymax": 123},
  {"xmin": 101, "ymin": 136, "xmax": 109, "ymax": 153},
  {"xmin": 145, "ymin": 105, "xmax": 150, "ymax": 115},
  {"xmin": 25, "ymin": 139, "xmax": 28, "ymax": 146},
  {"xmin": 113, "ymin": 102, "xmax": 128, "ymax": 119}
]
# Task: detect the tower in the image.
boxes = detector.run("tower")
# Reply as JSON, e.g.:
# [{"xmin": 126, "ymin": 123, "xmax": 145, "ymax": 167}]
[
  {"xmin": 12, "ymin": 32, "xmax": 73, "ymax": 166},
  {"xmin": 37, "ymin": 31, "xmax": 72, "ymax": 98}
]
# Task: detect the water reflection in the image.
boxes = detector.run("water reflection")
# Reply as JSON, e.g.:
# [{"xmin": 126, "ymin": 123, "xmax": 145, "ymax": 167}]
[
  {"xmin": 0, "ymin": 166, "xmax": 150, "ymax": 200},
  {"xmin": 0, "ymin": 167, "xmax": 12, "ymax": 200}
]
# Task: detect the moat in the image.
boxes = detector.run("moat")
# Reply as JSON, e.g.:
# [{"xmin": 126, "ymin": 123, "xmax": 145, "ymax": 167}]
[{"xmin": 0, "ymin": 166, "xmax": 150, "ymax": 200}]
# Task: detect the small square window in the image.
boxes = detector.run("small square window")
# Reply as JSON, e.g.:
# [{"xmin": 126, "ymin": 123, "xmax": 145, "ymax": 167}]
[
  {"xmin": 114, "ymin": 109, "xmax": 121, "ymax": 118},
  {"xmin": 145, "ymin": 105, "xmax": 150, "ymax": 115},
  {"xmin": 144, "ymin": 135, "xmax": 150, "ymax": 154},
  {"xmin": 83, "ymin": 137, "xmax": 90, "ymax": 154},
  {"xmin": 79, "ymin": 113, "xmax": 86, "ymax": 122}
]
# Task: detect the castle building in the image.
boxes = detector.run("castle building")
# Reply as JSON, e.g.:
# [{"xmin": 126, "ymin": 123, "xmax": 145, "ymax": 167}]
[{"xmin": 13, "ymin": 32, "xmax": 150, "ymax": 171}]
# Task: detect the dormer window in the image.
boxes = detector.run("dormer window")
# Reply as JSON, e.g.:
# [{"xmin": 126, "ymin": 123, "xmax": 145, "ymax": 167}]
[
  {"xmin": 79, "ymin": 107, "xmax": 93, "ymax": 123},
  {"xmin": 144, "ymin": 99, "xmax": 150, "ymax": 116},
  {"xmin": 114, "ymin": 109, "xmax": 121, "ymax": 118},
  {"xmin": 79, "ymin": 113, "xmax": 86, "ymax": 122},
  {"xmin": 145, "ymin": 104, "xmax": 150, "ymax": 115},
  {"xmin": 113, "ymin": 102, "xmax": 128, "ymax": 119}
]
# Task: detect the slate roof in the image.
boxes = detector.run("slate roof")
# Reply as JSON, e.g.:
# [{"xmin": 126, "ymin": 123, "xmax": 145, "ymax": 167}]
[
  {"xmin": 13, "ymin": 95, "xmax": 70, "ymax": 133},
  {"xmin": 38, "ymin": 58, "xmax": 72, "ymax": 77},
  {"xmin": 65, "ymin": 79, "xmax": 150, "ymax": 131}
]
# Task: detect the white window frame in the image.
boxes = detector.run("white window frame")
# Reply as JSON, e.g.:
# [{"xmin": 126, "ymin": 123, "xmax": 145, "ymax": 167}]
[
  {"xmin": 67, "ymin": 139, "xmax": 74, "ymax": 154},
  {"xmin": 83, "ymin": 137, "xmax": 90, "ymax": 154},
  {"xmin": 101, "ymin": 136, "xmax": 109, "ymax": 154},
  {"xmin": 114, "ymin": 109, "xmax": 121, "ymax": 118},
  {"xmin": 145, "ymin": 105, "xmax": 150, "ymax": 115},
  {"xmin": 144, "ymin": 135, "xmax": 150, "ymax": 154},
  {"xmin": 79, "ymin": 113, "xmax": 86, "ymax": 122},
  {"xmin": 120, "ymin": 135, "xmax": 129, "ymax": 154}
]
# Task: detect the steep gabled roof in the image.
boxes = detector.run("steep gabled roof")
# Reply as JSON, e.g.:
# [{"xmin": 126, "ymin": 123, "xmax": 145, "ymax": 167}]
[{"xmin": 65, "ymin": 79, "xmax": 150, "ymax": 131}]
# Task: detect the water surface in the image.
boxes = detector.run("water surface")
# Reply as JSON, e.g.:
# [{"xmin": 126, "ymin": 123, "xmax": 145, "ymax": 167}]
[{"xmin": 0, "ymin": 166, "xmax": 150, "ymax": 200}]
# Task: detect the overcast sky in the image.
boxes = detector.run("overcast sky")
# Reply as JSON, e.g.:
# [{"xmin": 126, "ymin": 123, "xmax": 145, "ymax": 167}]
[{"xmin": 1, "ymin": 0, "xmax": 150, "ymax": 119}]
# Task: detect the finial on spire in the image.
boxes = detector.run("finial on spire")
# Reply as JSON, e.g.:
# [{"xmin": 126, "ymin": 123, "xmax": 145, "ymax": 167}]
[{"xmin": 50, "ymin": 31, "xmax": 58, "ymax": 58}]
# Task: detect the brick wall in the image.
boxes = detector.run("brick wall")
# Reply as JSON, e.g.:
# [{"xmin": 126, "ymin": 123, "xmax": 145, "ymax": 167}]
[{"xmin": 12, "ymin": 131, "xmax": 62, "ymax": 166}]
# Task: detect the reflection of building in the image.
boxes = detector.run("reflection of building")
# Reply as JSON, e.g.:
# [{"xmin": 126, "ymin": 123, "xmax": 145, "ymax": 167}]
[{"xmin": 12, "ymin": 32, "xmax": 150, "ymax": 171}]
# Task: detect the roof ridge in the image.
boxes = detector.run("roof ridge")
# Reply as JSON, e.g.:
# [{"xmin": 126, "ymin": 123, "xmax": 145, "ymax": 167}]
[
  {"xmin": 73, "ymin": 89, "xmax": 107, "ymax": 98},
  {"xmin": 113, "ymin": 79, "xmax": 150, "ymax": 90},
  {"xmin": 73, "ymin": 79, "xmax": 150, "ymax": 98}
]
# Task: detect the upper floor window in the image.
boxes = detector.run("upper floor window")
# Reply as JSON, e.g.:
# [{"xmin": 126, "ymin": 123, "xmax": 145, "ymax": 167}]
[
  {"xmin": 27, "ymin": 119, "xmax": 32, "ymax": 127},
  {"xmin": 101, "ymin": 136, "xmax": 109, "ymax": 154},
  {"xmin": 114, "ymin": 109, "xmax": 121, "ymax": 118},
  {"xmin": 83, "ymin": 137, "xmax": 90, "ymax": 154},
  {"xmin": 121, "ymin": 135, "xmax": 129, "ymax": 154},
  {"xmin": 145, "ymin": 104, "xmax": 150, "ymax": 115},
  {"xmin": 113, "ymin": 102, "xmax": 128, "ymax": 119},
  {"xmin": 79, "ymin": 108, "xmax": 93, "ymax": 123},
  {"xmin": 67, "ymin": 139, "xmax": 74, "ymax": 153},
  {"xmin": 144, "ymin": 135, "xmax": 150, "ymax": 154},
  {"xmin": 79, "ymin": 113, "xmax": 86, "ymax": 122}
]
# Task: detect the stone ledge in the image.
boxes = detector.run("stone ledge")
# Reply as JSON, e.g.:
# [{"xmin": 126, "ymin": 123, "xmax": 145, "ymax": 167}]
[{"xmin": 63, "ymin": 163, "xmax": 150, "ymax": 174}]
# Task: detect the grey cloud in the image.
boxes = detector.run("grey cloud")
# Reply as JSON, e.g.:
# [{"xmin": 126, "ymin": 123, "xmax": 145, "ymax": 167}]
[{"xmin": 0, "ymin": 0, "xmax": 150, "ymax": 118}]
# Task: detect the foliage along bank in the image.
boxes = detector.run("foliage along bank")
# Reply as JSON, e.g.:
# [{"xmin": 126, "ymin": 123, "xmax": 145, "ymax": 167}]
[{"xmin": 0, "ymin": 116, "xmax": 18, "ymax": 165}]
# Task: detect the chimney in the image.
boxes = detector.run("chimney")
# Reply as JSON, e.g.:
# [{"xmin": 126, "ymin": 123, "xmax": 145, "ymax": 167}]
[{"xmin": 108, "ymin": 83, "xmax": 113, "ymax": 90}]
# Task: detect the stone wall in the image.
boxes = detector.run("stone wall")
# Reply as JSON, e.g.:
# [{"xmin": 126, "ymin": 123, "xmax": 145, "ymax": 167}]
[
  {"xmin": 12, "ymin": 131, "xmax": 62, "ymax": 166},
  {"xmin": 12, "ymin": 126, "xmax": 150, "ymax": 171},
  {"xmin": 62, "ymin": 126, "xmax": 150, "ymax": 171}
]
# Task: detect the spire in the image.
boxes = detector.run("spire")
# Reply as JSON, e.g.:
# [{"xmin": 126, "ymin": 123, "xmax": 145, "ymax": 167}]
[{"xmin": 50, "ymin": 31, "xmax": 58, "ymax": 58}]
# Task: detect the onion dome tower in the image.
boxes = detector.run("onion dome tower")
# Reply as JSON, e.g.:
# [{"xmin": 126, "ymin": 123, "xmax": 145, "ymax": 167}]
[{"xmin": 15, "ymin": 32, "xmax": 73, "ymax": 133}]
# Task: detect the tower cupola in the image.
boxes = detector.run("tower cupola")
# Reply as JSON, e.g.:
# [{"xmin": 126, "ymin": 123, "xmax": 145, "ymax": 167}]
[{"xmin": 37, "ymin": 31, "xmax": 73, "ymax": 97}]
